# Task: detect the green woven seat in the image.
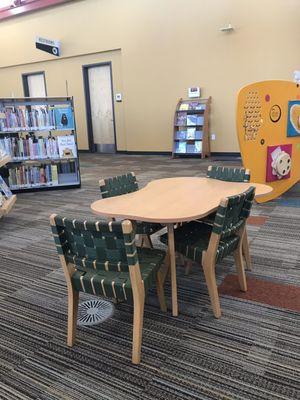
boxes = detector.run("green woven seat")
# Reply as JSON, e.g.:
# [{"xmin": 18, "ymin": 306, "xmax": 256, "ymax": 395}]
[
  {"xmin": 160, "ymin": 186, "xmax": 255, "ymax": 318},
  {"xmin": 50, "ymin": 215, "xmax": 167, "ymax": 364},
  {"xmin": 99, "ymin": 172, "xmax": 163, "ymax": 238},
  {"xmin": 204, "ymin": 165, "xmax": 252, "ymax": 269},
  {"xmin": 207, "ymin": 165, "xmax": 251, "ymax": 182},
  {"xmin": 99, "ymin": 172, "xmax": 139, "ymax": 198},
  {"xmin": 160, "ymin": 222, "xmax": 240, "ymax": 263},
  {"xmin": 205, "ymin": 165, "xmax": 251, "ymax": 222},
  {"xmin": 71, "ymin": 248, "xmax": 165, "ymax": 301}
]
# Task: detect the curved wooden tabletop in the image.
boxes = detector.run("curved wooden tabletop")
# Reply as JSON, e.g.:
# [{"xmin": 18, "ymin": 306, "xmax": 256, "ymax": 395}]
[{"xmin": 91, "ymin": 177, "xmax": 273, "ymax": 223}]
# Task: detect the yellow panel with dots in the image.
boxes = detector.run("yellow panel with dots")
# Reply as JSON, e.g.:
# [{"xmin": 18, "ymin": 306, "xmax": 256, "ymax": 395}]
[{"xmin": 236, "ymin": 80, "xmax": 300, "ymax": 203}]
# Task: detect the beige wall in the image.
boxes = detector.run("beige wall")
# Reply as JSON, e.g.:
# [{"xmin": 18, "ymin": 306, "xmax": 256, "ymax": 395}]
[
  {"xmin": 0, "ymin": 51, "xmax": 125, "ymax": 150},
  {"xmin": 0, "ymin": 0, "xmax": 299, "ymax": 152}
]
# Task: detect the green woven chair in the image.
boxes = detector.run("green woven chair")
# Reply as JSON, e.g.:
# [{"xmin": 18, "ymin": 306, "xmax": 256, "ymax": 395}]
[
  {"xmin": 50, "ymin": 215, "xmax": 168, "ymax": 364},
  {"xmin": 207, "ymin": 165, "xmax": 251, "ymax": 182},
  {"xmin": 99, "ymin": 172, "xmax": 163, "ymax": 247},
  {"xmin": 160, "ymin": 186, "xmax": 255, "ymax": 318},
  {"xmin": 197, "ymin": 165, "xmax": 252, "ymax": 272}
]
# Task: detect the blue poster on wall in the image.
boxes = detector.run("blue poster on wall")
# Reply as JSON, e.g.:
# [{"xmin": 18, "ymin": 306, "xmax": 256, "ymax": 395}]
[
  {"xmin": 54, "ymin": 106, "xmax": 75, "ymax": 130},
  {"xmin": 287, "ymin": 100, "xmax": 300, "ymax": 137}
]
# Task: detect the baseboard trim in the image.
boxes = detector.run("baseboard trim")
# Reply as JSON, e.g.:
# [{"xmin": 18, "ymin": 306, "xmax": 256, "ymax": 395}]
[
  {"xmin": 116, "ymin": 150, "xmax": 172, "ymax": 155},
  {"xmin": 79, "ymin": 149, "xmax": 241, "ymax": 158},
  {"xmin": 211, "ymin": 152, "xmax": 241, "ymax": 157},
  {"xmin": 117, "ymin": 150, "xmax": 241, "ymax": 158}
]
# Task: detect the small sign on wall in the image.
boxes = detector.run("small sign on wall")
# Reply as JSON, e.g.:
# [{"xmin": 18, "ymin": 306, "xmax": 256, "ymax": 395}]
[
  {"xmin": 115, "ymin": 93, "xmax": 122, "ymax": 102},
  {"xmin": 35, "ymin": 36, "xmax": 61, "ymax": 56},
  {"xmin": 188, "ymin": 87, "xmax": 201, "ymax": 98}
]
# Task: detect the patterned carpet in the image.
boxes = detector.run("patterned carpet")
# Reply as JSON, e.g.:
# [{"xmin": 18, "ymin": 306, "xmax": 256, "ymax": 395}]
[{"xmin": 0, "ymin": 153, "xmax": 299, "ymax": 400}]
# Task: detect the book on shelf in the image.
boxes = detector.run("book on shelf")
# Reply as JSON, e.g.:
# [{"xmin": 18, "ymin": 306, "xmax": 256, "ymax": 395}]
[
  {"xmin": 178, "ymin": 102, "xmax": 206, "ymax": 111},
  {"xmin": 182, "ymin": 141, "xmax": 202, "ymax": 154},
  {"xmin": 175, "ymin": 141, "xmax": 186, "ymax": 153},
  {"xmin": 0, "ymin": 145, "xmax": 8, "ymax": 159},
  {"xmin": 0, "ymin": 175, "xmax": 13, "ymax": 198},
  {"xmin": 176, "ymin": 130, "xmax": 187, "ymax": 140},
  {"xmin": 0, "ymin": 134, "xmax": 77, "ymax": 161},
  {"xmin": 179, "ymin": 103, "xmax": 189, "ymax": 111},
  {"xmin": 54, "ymin": 105, "xmax": 75, "ymax": 130},
  {"xmin": 57, "ymin": 135, "xmax": 77, "ymax": 158},
  {"xmin": 186, "ymin": 114, "xmax": 197, "ymax": 126},
  {"xmin": 0, "ymin": 105, "xmax": 56, "ymax": 132},
  {"xmin": 175, "ymin": 129, "xmax": 203, "ymax": 140},
  {"xmin": 176, "ymin": 112, "xmax": 187, "ymax": 126},
  {"xmin": 197, "ymin": 115, "xmax": 204, "ymax": 125},
  {"xmin": 186, "ymin": 143, "xmax": 195, "ymax": 153},
  {"xmin": 195, "ymin": 130, "xmax": 203, "ymax": 140},
  {"xmin": 7, "ymin": 160, "xmax": 78, "ymax": 189},
  {"xmin": 186, "ymin": 127, "xmax": 196, "ymax": 139},
  {"xmin": 51, "ymin": 165, "xmax": 58, "ymax": 185},
  {"xmin": 195, "ymin": 140, "xmax": 202, "ymax": 153},
  {"xmin": 189, "ymin": 101, "xmax": 206, "ymax": 111}
]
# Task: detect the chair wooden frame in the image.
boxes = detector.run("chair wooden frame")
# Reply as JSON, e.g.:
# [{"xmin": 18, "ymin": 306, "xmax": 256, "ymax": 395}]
[
  {"xmin": 185, "ymin": 166, "xmax": 253, "ymax": 275},
  {"xmin": 201, "ymin": 197, "xmax": 247, "ymax": 318},
  {"xmin": 50, "ymin": 215, "xmax": 167, "ymax": 364},
  {"xmin": 207, "ymin": 165, "xmax": 252, "ymax": 270}
]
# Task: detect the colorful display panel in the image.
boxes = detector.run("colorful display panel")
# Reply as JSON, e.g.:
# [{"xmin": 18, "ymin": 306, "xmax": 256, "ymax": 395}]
[{"xmin": 236, "ymin": 80, "xmax": 300, "ymax": 203}]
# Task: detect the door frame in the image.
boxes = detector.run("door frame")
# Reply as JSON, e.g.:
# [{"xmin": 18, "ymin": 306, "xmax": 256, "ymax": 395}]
[
  {"xmin": 22, "ymin": 71, "xmax": 47, "ymax": 97},
  {"xmin": 82, "ymin": 61, "xmax": 117, "ymax": 153}
]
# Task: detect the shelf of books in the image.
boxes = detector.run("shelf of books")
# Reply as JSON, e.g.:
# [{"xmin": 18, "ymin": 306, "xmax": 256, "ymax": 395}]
[
  {"xmin": 0, "ymin": 152, "xmax": 16, "ymax": 218},
  {"xmin": 0, "ymin": 194, "xmax": 17, "ymax": 218},
  {"xmin": 0, "ymin": 97, "xmax": 81, "ymax": 193},
  {"xmin": 172, "ymin": 97, "xmax": 211, "ymax": 158}
]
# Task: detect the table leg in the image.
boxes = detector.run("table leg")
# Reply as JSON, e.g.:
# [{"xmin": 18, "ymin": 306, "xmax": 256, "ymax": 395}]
[{"xmin": 167, "ymin": 223, "xmax": 178, "ymax": 317}]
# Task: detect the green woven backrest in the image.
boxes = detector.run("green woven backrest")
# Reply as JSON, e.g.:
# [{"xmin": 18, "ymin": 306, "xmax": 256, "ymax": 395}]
[
  {"xmin": 51, "ymin": 216, "xmax": 138, "ymax": 272},
  {"xmin": 213, "ymin": 186, "xmax": 255, "ymax": 239},
  {"xmin": 207, "ymin": 166, "xmax": 250, "ymax": 182},
  {"xmin": 99, "ymin": 172, "xmax": 139, "ymax": 198}
]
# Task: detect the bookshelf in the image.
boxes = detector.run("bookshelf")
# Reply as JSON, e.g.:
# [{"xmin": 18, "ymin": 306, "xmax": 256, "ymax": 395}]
[
  {"xmin": 0, "ymin": 96, "xmax": 81, "ymax": 193},
  {"xmin": 0, "ymin": 154, "xmax": 16, "ymax": 218},
  {"xmin": 0, "ymin": 194, "xmax": 17, "ymax": 217},
  {"xmin": 172, "ymin": 97, "xmax": 211, "ymax": 158}
]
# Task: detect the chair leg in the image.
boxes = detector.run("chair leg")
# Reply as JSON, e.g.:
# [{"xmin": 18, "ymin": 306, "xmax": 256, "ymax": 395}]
[
  {"xmin": 162, "ymin": 253, "xmax": 171, "ymax": 282},
  {"xmin": 233, "ymin": 246, "xmax": 247, "ymax": 292},
  {"xmin": 177, "ymin": 252, "xmax": 185, "ymax": 266},
  {"xmin": 242, "ymin": 229, "xmax": 252, "ymax": 270},
  {"xmin": 161, "ymin": 254, "xmax": 170, "ymax": 283},
  {"xmin": 202, "ymin": 261, "xmax": 221, "ymax": 318},
  {"xmin": 142, "ymin": 234, "xmax": 153, "ymax": 248},
  {"xmin": 185, "ymin": 259, "xmax": 193, "ymax": 275},
  {"xmin": 132, "ymin": 290, "xmax": 145, "ymax": 364},
  {"xmin": 167, "ymin": 223, "xmax": 178, "ymax": 317},
  {"xmin": 156, "ymin": 269, "xmax": 167, "ymax": 312},
  {"xmin": 136, "ymin": 234, "xmax": 143, "ymax": 247},
  {"xmin": 67, "ymin": 287, "xmax": 79, "ymax": 347}
]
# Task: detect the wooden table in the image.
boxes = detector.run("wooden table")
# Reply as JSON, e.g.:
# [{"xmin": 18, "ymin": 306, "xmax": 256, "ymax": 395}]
[{"xmin": 91, "ymin": 177, "xmax": 272, "ymax": 316}]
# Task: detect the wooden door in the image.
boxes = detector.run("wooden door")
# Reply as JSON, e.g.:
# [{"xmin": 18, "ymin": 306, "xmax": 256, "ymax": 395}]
[
  {"xmin": 85, "ymin": 64, "xmax": 116, "ymax": 153},
  {"xmin": 25, "ymin": 73, "xmax": 47, "ymax": 97}
]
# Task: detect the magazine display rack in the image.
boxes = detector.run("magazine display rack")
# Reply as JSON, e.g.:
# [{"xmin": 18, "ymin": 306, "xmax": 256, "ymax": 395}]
[
  {"xmin": 0, "ymin": 96, "xmax": 81, "ymax": 193},
  {"xmin": 172, "ymin": 97, "xmax": 211, "ymax": 158},
  {"xmin": 0, "ymin": 154, "xmax": 16, "ymax": 218}
]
